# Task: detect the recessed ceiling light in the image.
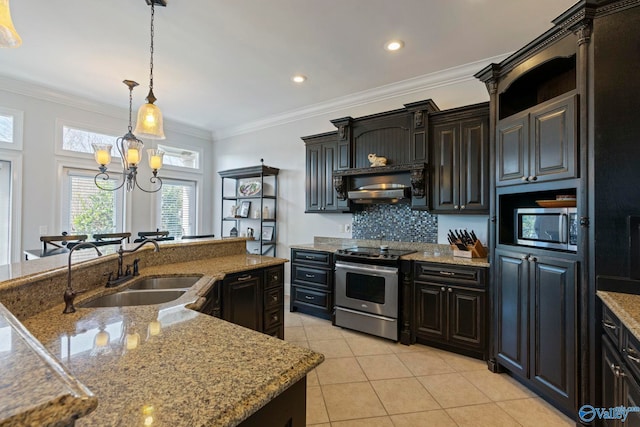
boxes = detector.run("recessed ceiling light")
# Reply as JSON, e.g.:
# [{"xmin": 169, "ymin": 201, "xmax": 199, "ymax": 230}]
[
  {"xmin": 292, "ymin": 75, "xmax": 307, "ymax": 83},
  {"xmin": 385, "ymin": 40, "xmax": 404, "ymax": 52}
]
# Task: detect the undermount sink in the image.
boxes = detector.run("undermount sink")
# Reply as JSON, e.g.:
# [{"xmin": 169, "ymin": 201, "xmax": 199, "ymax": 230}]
[
  {"xmin": 126, "ymin": 276, "xmax": 202, "ymax": 290},
  {"xmin": 79, "ymin": 290, "xmax": 187, "ymax": 308}
]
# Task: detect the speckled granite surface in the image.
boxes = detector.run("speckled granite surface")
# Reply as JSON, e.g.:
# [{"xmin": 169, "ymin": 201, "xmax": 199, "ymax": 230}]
[
  {"xmin": 1, "ymin": 239, "xmax": 323, "ymax": 427},
  {"xmin": 0, "ymin": 303, "xmax": 97, "ymax": 426},
  {"xmin": 598, "ymin": 291, "xmax": 640, "ymax": 341},
  {"xmin": 290, "ymin": 237, "xmax": 489, "ymax": 267}
]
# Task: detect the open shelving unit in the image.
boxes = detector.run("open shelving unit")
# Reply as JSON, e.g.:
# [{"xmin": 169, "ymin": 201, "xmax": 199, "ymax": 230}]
[{"xmin": 219, "ymin": 160, "xmax": 279, "ymax": 256}]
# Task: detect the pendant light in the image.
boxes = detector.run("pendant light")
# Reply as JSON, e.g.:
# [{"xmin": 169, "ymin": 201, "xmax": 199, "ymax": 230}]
[
  {"xmin": 0, "ymin": 0, "xmax": 21, "ymax": 48},
  {"xmin": 134, "ymin": 0, "xmax": 166, "ymax": 140}
]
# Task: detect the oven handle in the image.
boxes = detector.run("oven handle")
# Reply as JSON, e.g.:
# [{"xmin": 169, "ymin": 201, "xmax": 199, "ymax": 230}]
[
  {"xmin": 335, "ymin": 262, "xmax": 398, "ymax": 274},
  {"xmin": 335, "ymin": 306, "xmax": 397, "ymax": 322}
]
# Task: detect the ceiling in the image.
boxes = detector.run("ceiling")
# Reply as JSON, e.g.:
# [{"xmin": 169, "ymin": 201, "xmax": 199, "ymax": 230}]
[{"xmin": 1, "ymin": 0, "xmax": 577, "ymax": 137}]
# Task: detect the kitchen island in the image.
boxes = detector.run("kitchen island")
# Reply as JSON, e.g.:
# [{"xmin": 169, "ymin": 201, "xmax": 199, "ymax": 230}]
[{"xmin": 0, "ymin": 238, "xmax": 323, "ymax": 426}]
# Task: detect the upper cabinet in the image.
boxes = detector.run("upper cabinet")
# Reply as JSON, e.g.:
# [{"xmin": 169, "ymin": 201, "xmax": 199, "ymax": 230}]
[
  {"xmin": 496, "ymin": 92, "xmax": 577, "ymax": 187},
  {"xmin": 431, "ymin": 103, "xmax": 489, "ymax": 213}
]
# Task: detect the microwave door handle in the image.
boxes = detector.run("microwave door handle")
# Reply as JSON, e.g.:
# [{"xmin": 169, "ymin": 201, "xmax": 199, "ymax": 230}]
[{"xmin": 559, "ymin": 213, "xmax": 568, "ymax": 243}]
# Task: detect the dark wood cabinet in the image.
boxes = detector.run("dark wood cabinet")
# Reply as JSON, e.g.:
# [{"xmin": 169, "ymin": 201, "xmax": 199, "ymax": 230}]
[
  {"xmin": 290, "ymin": 249, "xmax": 334, "ymax": 320},
  {"xmin": 432, "ymin": 104, "xmax": 489, "ymax": 213},
  {"xmin": 496, "ymin": 92, "xmax": 577, "ymax": 187},
  {"xmin": 213, "ymin": 264, "xmax": 285, "ymax": 339},
  {"xmin": 413, "ymin": 262, "xmax": 487, "ymax": 359},
  {"xmin": 494, "ymin": 248, "xmax": 577, "ymax": 411},
  {"xmin": 303, "ymin": 131, "xmax": 349, "ymax": 213}
]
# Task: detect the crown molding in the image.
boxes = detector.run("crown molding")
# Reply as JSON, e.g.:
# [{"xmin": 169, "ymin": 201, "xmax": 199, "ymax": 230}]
[
  {"xmin": 0, "ymin": 75, "xmax": 213, "ymax": 141},
  {"xmin": 215, "ymin": 53, "xmax": 511, "ymax": 140}
]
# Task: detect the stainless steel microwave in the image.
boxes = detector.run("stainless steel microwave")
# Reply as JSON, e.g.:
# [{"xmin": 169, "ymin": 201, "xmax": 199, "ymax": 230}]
[{"xmin": 515, "ymin": 207, "xmax": 578, "ymax": 251}]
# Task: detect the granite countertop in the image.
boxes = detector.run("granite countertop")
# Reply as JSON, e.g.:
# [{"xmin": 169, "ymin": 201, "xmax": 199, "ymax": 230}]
[
  {"xmin": 290, "ymin": 241, "xmax": 489, "ymax": 268},
  {"xmin": 5, "ymin": 254, "xmax": 323, "ymax": 427},
  {"xmin": 598, "ymin": 290, "xmax": 640, "ymax": 340}
]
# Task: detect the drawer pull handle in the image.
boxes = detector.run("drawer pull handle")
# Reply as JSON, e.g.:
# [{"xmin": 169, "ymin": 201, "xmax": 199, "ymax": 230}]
[
  {"xmin": 627, "ymin": 352, "xmax": 640, "ymax": 364},
  {"xmin": 305, "ymin": 274, "xmax": 315, "ymax": 278},
  {"xmin": 304, "ymin": 295, "xmax": 315, "ymax": 300},
  {"xmin": 304, "ymin": 256, "xmax": 315, "ymax": 260},
  {"xmin": 602, "ymin": 321, "xmax": 617, "ymax": 330},
  {"xmin": 237, "ymin": 274, "xmax": 252, "ymax": 281},
  {"xmin": 439, "ymin": 271, "xmax": 455, "ymax": 276}
]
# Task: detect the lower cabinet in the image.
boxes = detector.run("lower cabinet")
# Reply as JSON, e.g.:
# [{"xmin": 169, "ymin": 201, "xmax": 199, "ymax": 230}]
[
  {"xmin": 290, "ymin": 249, "xmax": 334, "ymax": 320},
  {"xmin": 202, "ymin": 264, "xmax": 284, "ymax": 339},
  {"xmin": 601, "ymin": 304, "xmax": 640, "ymax": 427},
  {"xmin": 413, "ymin": 262, "xmax": 487, "ymax": 359},
  {"xmin": 494, "ymin": 248, "xmax": 577, "ymax": 415}
]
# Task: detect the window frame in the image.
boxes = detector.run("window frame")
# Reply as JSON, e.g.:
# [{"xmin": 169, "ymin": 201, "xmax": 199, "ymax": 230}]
[
  {"xmin": 156, "ymin": 142, "xmax": 203, "ymax": 173},
  {"xmin": 0, "ymin": 150, "xmax": 23, "ymax": 263},
  {"xmin": 55, "ymin": 119, "xmax": 123, "ymax": 160},
  {"xmin": 0, "ymin": 106, "xmax": 24, "ymax": 151},
  {"xmin": 152, "ymin": 169, "xmax": 202, "ymax": 237}
]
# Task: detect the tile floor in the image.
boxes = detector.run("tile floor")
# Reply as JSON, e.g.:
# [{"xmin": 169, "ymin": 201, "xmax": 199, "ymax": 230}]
[{"xmin": 284, "ymin": 307, "xmax": 575, "ymax": 427}]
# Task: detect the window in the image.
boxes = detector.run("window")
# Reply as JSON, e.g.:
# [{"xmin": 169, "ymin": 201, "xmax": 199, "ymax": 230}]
[
  {"xmin": 0, "ymin": 107, "xmax": 23, "ymax": 150},
  {"xmin": 157, "ymin": 144, "xmax": 200, "ymax": 170},
  {"xmin": 159, "ymin": 180, "xmax": 196, "ymax": 238},
  {"xmin": 62, "ymin": 125, "xmax": 119, "ymax": 156},
  {"xmin": 62, "ymin": 168, "xmax": 124, "ymax": 235}
]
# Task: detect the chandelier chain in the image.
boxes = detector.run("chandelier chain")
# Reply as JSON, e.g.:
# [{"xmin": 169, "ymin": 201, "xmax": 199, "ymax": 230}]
[
  {"xmin": 149, "ymin": 2, "xmax": 155, "ymax": 90},
  {"xmin": 127, "ymin": 85, "xmax": 133, "ymax": 132}
]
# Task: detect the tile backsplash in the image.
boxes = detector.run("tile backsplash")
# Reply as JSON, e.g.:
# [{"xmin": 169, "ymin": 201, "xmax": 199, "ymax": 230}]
[{"xmin": 352, "ymin": 204, "xmax": 438, "ymax": 243}]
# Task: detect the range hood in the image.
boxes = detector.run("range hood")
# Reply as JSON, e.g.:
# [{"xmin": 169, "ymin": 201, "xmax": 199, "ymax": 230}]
[{"xmin": 347, "ymin": 183, "xmax": 411, "ymax": 204}]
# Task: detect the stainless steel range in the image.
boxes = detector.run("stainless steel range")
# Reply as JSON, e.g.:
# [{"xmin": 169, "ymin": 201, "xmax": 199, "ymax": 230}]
[{"xmin": 334, "ymin": 246, "xmax": 415, "ymax": 341}]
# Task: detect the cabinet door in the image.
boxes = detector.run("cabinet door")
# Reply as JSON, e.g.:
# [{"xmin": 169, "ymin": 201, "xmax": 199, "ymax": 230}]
[
  {"xmin": 414, "ymin": 283, "xmax": 446, "ymax": 341},
  {"xmin": 530, "ymin": 94, "xmax": 577, "ymax": 183},
  {"xmin": 494, "ymin": 249, "xmax": 529, "ymax": 377},
  {"xmin": 496, "ymin": 114, "xmax": 529, "ymax": 186},
  {"xmin": 459, "ymin": 117, "xmax": 489, "ymax": 212},
  {"xmin": 448, "ymin": 286, "xmax": 485, "ymax": 350},
  {"xmin": 624, "ymin": 369, "xmax": 640, "ymax": 427},
  {"xmin": 529, "ymin": 255, "xmax": 576, "ymax": 407},
  {"xmin": 305, "ymin": 144, "xmax": 322, "ymax": 212},
  {"xmin": 223, "ymin": 272, "xmax": 263, "ymax": 332},
  {"xmin": 322, "ymin": 142, "xmax": 339, "ymax": 211},
  {"xmin": 432, "ymin": 122, "xmax": 459, "ymax": 211},
  {"xmin": 602, "ymin": 336, "xmax": 622, "ymax": 427}
]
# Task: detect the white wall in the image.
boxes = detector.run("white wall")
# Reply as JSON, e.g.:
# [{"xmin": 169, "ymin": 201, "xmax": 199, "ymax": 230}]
[
  {"xmin": 0, "ymin": 80, "xmax": 214, "ymax": 260},
  {"xmin": 213, "ymin": 76, "xmax": 493, "ymax": 290}
]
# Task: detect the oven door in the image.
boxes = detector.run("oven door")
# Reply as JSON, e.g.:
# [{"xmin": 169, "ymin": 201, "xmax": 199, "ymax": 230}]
[{"xmin": 335, "ymin": 261, "xmax": 398, "ymax": 319}]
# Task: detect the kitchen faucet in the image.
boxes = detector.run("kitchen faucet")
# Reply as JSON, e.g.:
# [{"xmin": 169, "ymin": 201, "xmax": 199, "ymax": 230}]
[
  {"xmin": 64, "ymin": 242, "xmax": 102, "ymax": 314},
  {"xmin": 106, "ymin": 239, "xmax": 160, "ymax": 288}
]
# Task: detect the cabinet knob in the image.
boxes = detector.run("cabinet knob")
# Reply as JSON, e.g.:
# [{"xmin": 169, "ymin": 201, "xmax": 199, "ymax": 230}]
[
  {"xmin": 461, "ymin": 205, "xmax": 466, "ymax": 209},
  {"xmin": 441, "ymin": 287, "xmax": 446, "ymax": 292},
  {"xmin": 454, "ymin": 205, "xmax": 459, "ymax": 209},
  {"xmin": 448, "ymin": 287, "xmax": 453, "ymax": 293},
  {"xmin": 521, "ymin": 176, "xmax": 529, "ymax": 182},
  {"xmin": 529, "ymin": 176, "xmax": 537, "ymax": 182}
]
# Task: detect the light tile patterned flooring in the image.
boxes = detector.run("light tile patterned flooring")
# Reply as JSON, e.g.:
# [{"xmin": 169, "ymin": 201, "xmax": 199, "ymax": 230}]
[{"xmin": 284, "ymin": 307, "xmax": 575, "ymax": 427}]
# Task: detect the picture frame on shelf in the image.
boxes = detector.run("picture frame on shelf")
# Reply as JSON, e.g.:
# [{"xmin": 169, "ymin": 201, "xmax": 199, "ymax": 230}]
[
  {"xmin": 262, "ymin": 226, "xmax": 274, "ymax": 242},
  {"xmin": 239, "ymin": 201, "xmax": 251, "ymax": 218}
]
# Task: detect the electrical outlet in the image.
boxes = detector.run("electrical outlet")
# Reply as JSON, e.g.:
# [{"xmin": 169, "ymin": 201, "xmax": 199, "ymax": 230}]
[
  {"xmin": 344, "ymin": 224, "xmax": 352, "ymax": 233},
  {"xmin": 39, "ymin": 226, "xmax": 48, "ymax": 235}
]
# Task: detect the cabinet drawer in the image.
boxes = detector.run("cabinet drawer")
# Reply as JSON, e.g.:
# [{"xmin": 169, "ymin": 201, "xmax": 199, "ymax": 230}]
[
  {"xmin": 265, "ymin": 286, "xmax": 283, "ymax": 310},
  {"xmin": 414, "ymin": 262, "xmax": 486, "ymax": 287},
  {"xmin": 264, "ymin": 265, "xmax": 284, "ymax": 289},
  {"xmin": 292, "ymin": 249, "xmax": 332, "ymax": 267},
  {"xmin": 292, "ymin": 265, "xmax": 330, "ymax": 289},
  {"xmin": 292, "ymin": 286, "xmax": 330, "ymax": 310},
  {"xmin": 264, "ymin": 307, "xmax": 283, "ymax": 330},
  {"xmin": 602, "ymin": 304, "xmax": 621, "ymax": 348},
  {"xmin": 623, "ymin": 330, "xmax": 640, "ymax": 384}
]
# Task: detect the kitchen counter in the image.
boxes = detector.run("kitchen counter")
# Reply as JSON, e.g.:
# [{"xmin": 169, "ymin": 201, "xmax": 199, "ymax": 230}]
[
  {"xmin": 598, "ymin": 290, "xmax": 640, "ymax": 341},
  {"xmin": 1, "ymin": 240, "xmax": 323, "ymax": 426}
]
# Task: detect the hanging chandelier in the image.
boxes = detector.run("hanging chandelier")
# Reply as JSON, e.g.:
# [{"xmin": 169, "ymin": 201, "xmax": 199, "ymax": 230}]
[
  {"xmin": 0, "ymin": 0, "xmax": 21, "ymax": 48},
  {"xmin": 92, "ymin": 80, "xmax": 164, "ymax": 193},
  {"xmin": 134, "ymin": 0, "xmax": 167, "ymax": 140}
]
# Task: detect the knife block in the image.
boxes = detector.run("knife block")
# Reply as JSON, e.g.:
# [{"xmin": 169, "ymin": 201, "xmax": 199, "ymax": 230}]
[{"xmin": 451, "ymin": 240, "xmax": 488, "ymax": 259}]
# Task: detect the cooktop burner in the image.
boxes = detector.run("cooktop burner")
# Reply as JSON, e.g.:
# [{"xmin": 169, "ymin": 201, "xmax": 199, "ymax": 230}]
[{"xmin": 336, "ymin": 246, "xmax": 415, "ymax": 261}]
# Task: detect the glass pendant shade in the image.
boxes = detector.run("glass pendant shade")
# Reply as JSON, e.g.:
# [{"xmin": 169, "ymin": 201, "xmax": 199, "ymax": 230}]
[
  {"xmin": 0, "ymin": 0, "xmax": 21, "ymax": 48},
  {"xmin": 92, "ymin": 143, "xmax": 113, "ymax": 166},
  {"xmin": 134, "ymin": 101, "xmax": 165, "ymax": 140},
  {"xmin": 147, "ymin": 149, "xmax": 164, "ymax": 171}
]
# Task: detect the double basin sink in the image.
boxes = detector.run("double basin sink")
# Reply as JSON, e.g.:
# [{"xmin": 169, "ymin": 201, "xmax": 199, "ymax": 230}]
[{"xmin": 79, "ymin": 276, "xmax": 202, "ymax": 308}]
